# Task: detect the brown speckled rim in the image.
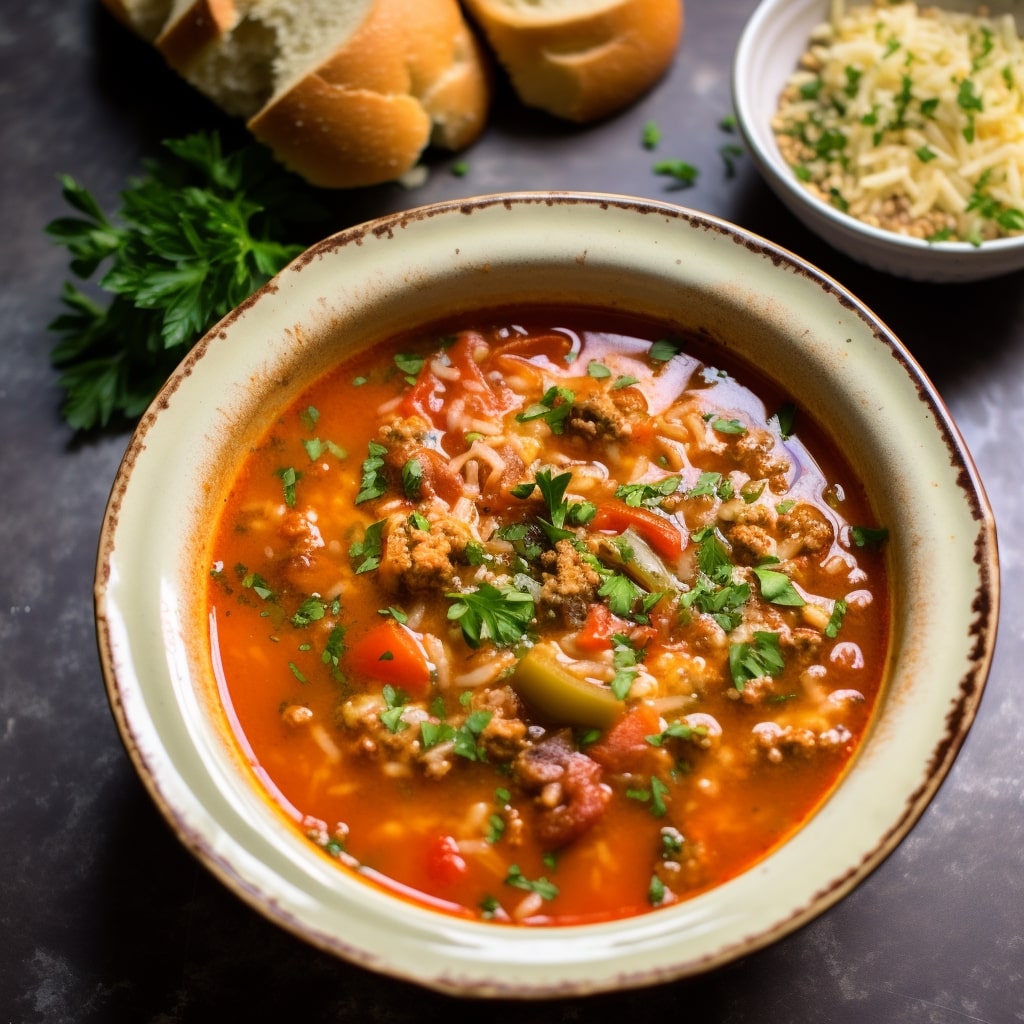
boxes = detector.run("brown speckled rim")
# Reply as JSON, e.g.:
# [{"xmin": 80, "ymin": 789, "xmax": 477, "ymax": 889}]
[{"xmin": 94, "ymin": 192, "xmax": 999, "ymax": 998}]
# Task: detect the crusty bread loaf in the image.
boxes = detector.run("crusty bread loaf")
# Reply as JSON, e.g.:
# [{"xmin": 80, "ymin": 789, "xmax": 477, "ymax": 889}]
[
  {"xmin": 459, "ymin": 0, "xmax": 683, "ymax": 123},
  {"xmin": 101, "ymin": 0, "xmax": 491, "ymax": 188},
  {"xmin": 101, "ymin": 0, "xmax": 686, "ymax": 186},
  {"xmin": 249, "ymin": 0, "xmax": 491, "ymax": 186}
]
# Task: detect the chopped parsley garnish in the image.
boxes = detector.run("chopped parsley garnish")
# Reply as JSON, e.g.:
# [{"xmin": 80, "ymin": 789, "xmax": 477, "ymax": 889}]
[
  {"xmin": 711, "ymin": 416, "xmax": 747, "ymax": 435},
  {"xmin": 241, "ymin": 571, "xmax": 274, "ymax": 601},
  {"xmin": 322, "ymin": 625, "xmax": 346, "ymax": 676},
  {"xmin": 648, "ymin": 874, "xmax": 667, "ymax": 906},
  {"xmin": 505, "ymin": 865, "xmax": 559, "ymax": 901},
  {"xmin": 653, "ymin": 159, "xmax": 699, "ymax": 186},
  {"xmin": 609, "ymin": 634, "xmax": 644, "ymax": 700},
  {"xmin": 692, "ymin": 526, "xmax": 733, "ymax": 586},
  {"xmin": 649, "ymin": 337, "xmax": 683, "ymax": 363},
  {"xmin": 720, "ymin": 143, "xmax": 745, "ymax": 177},
  {"xmin": 515, "ymin": 385, "xmax": 575, "ymax": 435},
  {"xmin": 771, "ymin": 401, "xmax": 796, "ymax": 439},
  {"xmin": 349, "ymin": 519, "xmax": 386, "ymax": 574},
  {"xmin": 752, "ymin": 566, "xmax": 806, "ymax": 607},
  {"xmin": 355, "ymin": 441, "xmax": 388, "ymax": 503},
  {"xmin": 379, "ymin": 684, "xmax": 410, "ymax": 733},
  {"xmin": 419, "ymin": 720, "xmax": 454, "ymax": 749},
  {"xmin": 291, "ymin": 595, "xmax": 328, "ymax": 627},
  {"xmin": 646, "ymin": 720, "xmax": 708, "ymax": 747},
  {"xmin": 401, "ymin": 457, "xmax": 424, "ymax": 500},
  {"xmin": 684, "ymin": 471, "xmax": 733, "ymax": 501},
  {"xmin": 446, "ymin": 583, "xmax": 535, "ymax": 648},
  {"xmin": 275, "ymin": 466, "xmax": 300, "ymax": 507},
  {"xmin": 587, "ymin": 360, "xmax": 611, "ymax": 378},
  {"xmin": 825, "ymin": 597, "xmax": 848, "ymax": 639},
  {"xmin": 394, "ymin": 351, "xmax": 426, "ymax": 383},
  {"xmin": 660, "ymin": 826, "xmax": 684, "ymax": 857},
  {"xmin": 452, "ymin": 710, "xmax": 494, "ymax": 761},
  {"xmin": 627, "ymin": 776, "xmax": 670, "ymax": 817},
  {"xmin": 642, "ymin": 119, "xmax": 662, "ymax": 149},
  {"xmin": 302, "ymin": 437, "xmax": 346, "ymax": 461},
  {"xmin": 729, "ymin": 631, "xmax": 785, "ymax": 691},
  {"xmin": 519, "ymin": 469, "xmax": 596, "ymax": 542},
  {"xmin": 408, "ymin": 510, "xmax": 430, "ymax": 531},
  {"xmin": 598, "ymin": 572, "xmax": 645, "ymax": 620},
  {"xmin": 616, "ymin": 476, "xmax": 682, "ymax": 508},
  {"xmin": 680, "ymin": 574, "xmax": 750, "ymax": 632},
  {"xmin": 851, "ymin": 524, "xmax": 889, "ymax": 548}
]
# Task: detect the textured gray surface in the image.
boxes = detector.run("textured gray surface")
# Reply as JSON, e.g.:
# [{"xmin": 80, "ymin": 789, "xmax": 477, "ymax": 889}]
[{"xmin": 1, "ymin": 2, "xmax": 1021, "ymax": 1021}]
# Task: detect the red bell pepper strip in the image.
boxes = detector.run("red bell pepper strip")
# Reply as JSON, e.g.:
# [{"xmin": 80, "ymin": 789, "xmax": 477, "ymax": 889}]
[{"xmin": 592, "ymin": 500, "xmax": 685, "ymax": 562}]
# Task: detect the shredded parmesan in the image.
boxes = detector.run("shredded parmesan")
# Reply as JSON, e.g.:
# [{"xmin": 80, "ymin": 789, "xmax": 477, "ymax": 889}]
[{"xmin": 773, "ymin": 1, "xmax": 1024, "ymax": 243}]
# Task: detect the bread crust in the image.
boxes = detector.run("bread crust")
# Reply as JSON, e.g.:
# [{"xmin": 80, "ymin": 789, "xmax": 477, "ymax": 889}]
[
  {"xmin": 460, "ymin": 0, "xmax": 684, "ymax": 122},
  {"xmin": 248, "ymin": 0, "xmax": 490, "ymax": 188},
  {"xmin": 156, "ymin": 0, "xmax": 237, "ymax": 71}
]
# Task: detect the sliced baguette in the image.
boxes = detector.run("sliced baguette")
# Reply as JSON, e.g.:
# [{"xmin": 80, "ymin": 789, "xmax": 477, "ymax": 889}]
[
  {"xmin": 100, "ymin": 0, "xmax": 491, "ymax": 188},
  {"xmin": 459, "ymin": 0, "xmax": 683, "ymax": 122},
  {"xmin": 249, "ymin": 0, "xmax": 491, "ymax": 186}
]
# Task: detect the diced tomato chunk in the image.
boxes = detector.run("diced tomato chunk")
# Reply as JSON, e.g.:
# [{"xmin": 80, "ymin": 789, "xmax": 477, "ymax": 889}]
[
  {"xmin": 425, "ymin": 834, "xmax": 468, "ymax": 885},
  {"xmin": 577, "ymin": 603, "xmax": 624, "ymax": 651},
  {"xmin": 587, "ymin": 704, "xmax": 664, "ymax": 775},
  {"xmin": 347, "ymin": 619, "xmax": 432, "ymax": 697},
  {"xmin": 399, "ymin": 367, "xmax": 446, "ymax": 428}
]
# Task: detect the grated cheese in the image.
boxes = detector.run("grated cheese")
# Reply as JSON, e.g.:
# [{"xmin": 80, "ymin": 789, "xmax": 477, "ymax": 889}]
[{"xmin": 773, "ymin": 1, "xmax": 1024, "ymax": 243}]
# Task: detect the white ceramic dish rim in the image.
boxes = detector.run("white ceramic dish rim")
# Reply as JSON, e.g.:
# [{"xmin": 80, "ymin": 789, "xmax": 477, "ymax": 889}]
[
  {"xmin": 94, "ymin": 192, "xmax": 999, "ymax": 998},
  {"xmin": 732, "ymin": 0, "xmax": 1024, "ymax": 280}
]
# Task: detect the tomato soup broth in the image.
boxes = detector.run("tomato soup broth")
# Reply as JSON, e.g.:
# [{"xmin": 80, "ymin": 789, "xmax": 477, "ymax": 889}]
[{"xmin": 206, "ymin": 310, "xmax": 889, "ymax": 926}]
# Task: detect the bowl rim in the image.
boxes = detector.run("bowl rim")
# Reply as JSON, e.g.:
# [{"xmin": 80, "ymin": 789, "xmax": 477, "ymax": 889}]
[
  {"xmin": 94, "ymin": 190, "xmax": 1000, "ymax": 997},
  {"xmin": 732, "ymin": 0, "xmax": 1024, "ymax": 258}
]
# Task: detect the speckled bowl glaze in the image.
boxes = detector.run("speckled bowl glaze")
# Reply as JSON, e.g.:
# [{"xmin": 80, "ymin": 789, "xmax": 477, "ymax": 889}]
[
  {"xmin": 95, "ymin": 193, "xmax": 998, "ymax": 997},
  {"xmin": 733, "ymin": 0, "xmax": 1024, "ymax": 283}
]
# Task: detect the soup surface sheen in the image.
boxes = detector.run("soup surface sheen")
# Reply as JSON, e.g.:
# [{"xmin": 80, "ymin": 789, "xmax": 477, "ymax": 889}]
[{"xmin": 207, "ymin": 311, "xmax": 889, "ymax": 926}]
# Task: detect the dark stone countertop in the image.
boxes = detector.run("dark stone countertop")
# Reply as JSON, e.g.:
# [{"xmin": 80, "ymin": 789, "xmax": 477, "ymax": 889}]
[{"xmin": 2, "ymin": 3, "xmax": 1021, "ymax": 1021}]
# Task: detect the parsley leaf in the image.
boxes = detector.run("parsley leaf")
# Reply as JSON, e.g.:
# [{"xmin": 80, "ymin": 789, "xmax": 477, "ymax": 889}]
[
  {"xmin": 349, "ymin": 519, "xmax": 386, "ymax": 574},
  {"xmin": 505, "ymin": 865, "xmax": 559, "ymax": 900},
  {"xmin": 825, "ymin": 598, "xmax": 848, "ymax": 639},
  {"xmin": 615, "ymin": 476, "xmax": 682, "ymax": 508},
  {"xmin": 729, "ymin": 631, "xmax": 785, "ymax": 691},
  {"xmin": 291, "ymin": 595, "xmax": 327, "ymax": 627},
  {"xmin": 649, "ymin": 338, "xmax": 682, "ymax": 362},
  {"xmin": 752, "ymin": 566, "xmax": 806, "ymax": 607},
  {"xmin": 515, "ymin": 385, "xmax": 575, "ymax": 434},
  {"xmin": 653, "ymin": 159, "xmax": 699, "ymax": 186},
  {"xmin": 452, "ymin": 709, "xmax": 494, "ymax": 761},
  {"xmin": 379, "ymin": 684, "xmax": 410, "ymax": 733},
  {"xmin": 446, "ymin": 583, "xmax": 535, "ymax": 648},
  {"xmin": 851, "ymin": 525, "xmax": 889, "ymax": 548},
  {"xmin": 356, "ymin": 441, "xmax": 389, "ymax": 503}
]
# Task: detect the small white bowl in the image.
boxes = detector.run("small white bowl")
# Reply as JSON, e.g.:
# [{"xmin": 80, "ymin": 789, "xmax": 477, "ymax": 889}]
[
  {"xmin": 733, "ymin": 0, "xmax": 1024, "ymax": 282},
  {"xmin": 95, "ymin": 193, "xmax": 998, "ymax": 997}
]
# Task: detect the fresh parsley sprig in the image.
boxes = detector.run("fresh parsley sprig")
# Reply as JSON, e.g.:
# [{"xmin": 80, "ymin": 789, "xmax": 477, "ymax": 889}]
[{"xmin": 45, "ymin": 132, "xmax": 324, "ymax": 430}]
